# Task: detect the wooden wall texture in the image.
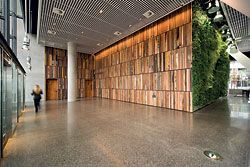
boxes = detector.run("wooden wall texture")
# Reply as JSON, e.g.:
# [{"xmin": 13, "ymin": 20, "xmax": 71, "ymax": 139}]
[
  {"xmin": 45, "ymin": 47, "xmax": 68, "ymax": 99},
  {"xmin": 45, "ymin": 47, "xmax": 94, "ymax": 99},
  {"xmin": 95, "ymin": 4, "xmax": 192, "ymax": 112},
  {"xmin": 77, "ymin": 53, "xmax": 95, "ymax": 98}
]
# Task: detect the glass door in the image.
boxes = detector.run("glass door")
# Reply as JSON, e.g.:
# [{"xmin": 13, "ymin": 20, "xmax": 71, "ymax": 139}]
[
  {"xmin": 2, "ymin": 51, "xmax": 12, "ymax": 146},
  {"xmin": 12, "ymin": 64, "xmax": 17, "ymax": 132},
  {"xmin": 17, "ymin": 69, "xmax": 24, "ymax": 121}
]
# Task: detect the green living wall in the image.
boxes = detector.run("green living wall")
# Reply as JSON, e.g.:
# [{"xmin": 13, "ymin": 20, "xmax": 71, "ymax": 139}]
[{"xmin": 192, "ymin": 2, "xmax": 230, "ymax": 110}]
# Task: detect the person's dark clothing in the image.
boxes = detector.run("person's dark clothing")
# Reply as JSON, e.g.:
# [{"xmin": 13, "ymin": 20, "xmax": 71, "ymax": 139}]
[
  {"xmin": 31, "ymin": 90, "xmax": 43, "ymax": 100},
  {"xmin": 31, "ymin": 90, "xmax": 43, "ymax": 112},
  {"xmin": 34, "ymin": 99, "xmax": 40, "ymax": 112}
]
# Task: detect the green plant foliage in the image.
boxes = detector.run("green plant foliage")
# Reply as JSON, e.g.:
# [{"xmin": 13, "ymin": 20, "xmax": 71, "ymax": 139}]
[
  {"xmin": 192, "ymin": 3, "xmax": 230, "ymax": 110},
  {"xmin": 212, "ymin": 44, "xmax": 230, "ymax": 98}
]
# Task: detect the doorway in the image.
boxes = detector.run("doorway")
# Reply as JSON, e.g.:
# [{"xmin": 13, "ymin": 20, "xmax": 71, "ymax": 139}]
[
  {"xmin": 46, "ymin": 79, "xmax": 58, "ymax": 100},
  {"xmin": 85, "ymin": 80, "xmax": 93, "ymax": 97}
]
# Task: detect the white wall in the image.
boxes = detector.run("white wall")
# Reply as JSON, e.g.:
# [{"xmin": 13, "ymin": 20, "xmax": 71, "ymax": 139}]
[{"xmin": 16, "ymin": 19, "xmax": 45, "ymax": 105}]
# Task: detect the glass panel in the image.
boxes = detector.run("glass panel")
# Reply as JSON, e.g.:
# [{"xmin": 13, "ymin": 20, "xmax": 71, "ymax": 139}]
[
  {"xmin": 0, "ymin": 19, "xmax": 4, "ymax": 34},
  {"xmin": 2, "ymin": 51, "xmax": 12, "ymax": 144},
  {"xmin": 0, "ymin": 0, "xmax": 4, "ymax": 17},
  {"xmin": 17, "ymin": 70, "xmax": 24, "ymax": 118},
  {"xmin": 12, "ymin": 64, "xmax": 17, "ymax": 132},
  {"xmin": 229, "ymin": 61, "xmax": 250, "ymax": 89},
  {"xmin": 22, "ymin": 75, "xmax": 25, "ymax": 110},
  {"xmin": 0, "ymin": 0, "xmax": 4, "ymax": 35}
]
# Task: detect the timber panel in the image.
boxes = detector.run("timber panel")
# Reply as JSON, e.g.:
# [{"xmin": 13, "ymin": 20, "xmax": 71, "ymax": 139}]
[{"xmin": 95, "ymin": 4, "xmax": 192, "ymax": 112}]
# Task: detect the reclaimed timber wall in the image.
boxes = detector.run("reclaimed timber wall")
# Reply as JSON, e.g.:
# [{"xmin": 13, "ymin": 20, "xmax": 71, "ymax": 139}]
[
  {"xmin": 95, "ymin": 4, "xmax": 192, "ymax": 112},
  {"xmin": 77, "ymin": 53, "xmax": 95, "ymax": 98},
  {"xmin": 45, "ymin": 47, "xmax": 68, "ymax": 99},
  {"xmin": 45, "ymin": 47, "xmax": 94, "ymax": 99}
]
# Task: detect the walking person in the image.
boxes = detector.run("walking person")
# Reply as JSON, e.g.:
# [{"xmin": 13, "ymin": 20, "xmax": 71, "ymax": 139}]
[{"xmin": 31, "ymin": 85, "xmax": 43, "ymax": 113}]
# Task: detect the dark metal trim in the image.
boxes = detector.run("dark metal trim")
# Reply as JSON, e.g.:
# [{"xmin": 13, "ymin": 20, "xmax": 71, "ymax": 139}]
[
  {"xmin": 0, "ymin": 32, "xmax": 26, "ymax": 74},
  {"xmin": 0, "ymin": 48, "xmax": 3, "ymax": 158},
  {"xmin": 4, "ymin": 0, "xmax": 10, "ymax": 44},
  {"xmin": 16, "ymin": 15, "xmax": 23, "ymax": 19},
  {"xmin": 9, "ymin": 11, "xmax": 23, "ymax": 19}
]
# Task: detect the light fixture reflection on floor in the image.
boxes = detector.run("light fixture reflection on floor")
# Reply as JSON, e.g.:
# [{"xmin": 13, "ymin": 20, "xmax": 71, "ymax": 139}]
[{"xmin": 204, "ymin": 150, "xmax": 223, "ymax": 160}]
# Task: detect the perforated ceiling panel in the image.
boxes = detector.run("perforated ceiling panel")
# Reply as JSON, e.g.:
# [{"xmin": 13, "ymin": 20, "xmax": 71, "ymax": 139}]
[
  {"xmin": 221, "ymin": 2, "xmax": 250, "ymax": 52},
  {"xmin": 38, "ymin": 0, "xmax": 193, "ymax": 54},
  {"xmin": 221, "ymin": 2, "xmax": 248, "ymax": 38}
]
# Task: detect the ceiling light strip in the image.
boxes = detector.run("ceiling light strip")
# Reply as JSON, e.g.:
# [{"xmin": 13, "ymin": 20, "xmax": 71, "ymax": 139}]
[{"xmin": 221, "ymin": 2, "xmax": 248, "ymax": 38}]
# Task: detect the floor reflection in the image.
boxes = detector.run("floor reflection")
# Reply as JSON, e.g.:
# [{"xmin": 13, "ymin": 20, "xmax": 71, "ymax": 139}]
[
  {"xmin": 228, "ymin": 96, "xmax": 250, "ymax": 119},
  {"xmin": 1, "ymin": 97, "xmax": 249, "ymax": 167}
]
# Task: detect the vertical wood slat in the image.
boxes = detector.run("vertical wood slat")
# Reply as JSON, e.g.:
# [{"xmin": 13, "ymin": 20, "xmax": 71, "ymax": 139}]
[
  {"xmin": 94, "ymin": 4, "xmax": 192, "ymax": 112},
  {"xmin": 45, "ymin": 47, "xmax": 94, "ymax": 99},
  {"xmin": 45, "ymin": 47, "xmax": 67, "ymax": 99}
]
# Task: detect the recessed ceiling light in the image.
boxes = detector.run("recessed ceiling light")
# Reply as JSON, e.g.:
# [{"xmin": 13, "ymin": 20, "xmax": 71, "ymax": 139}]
[
  {"xmin": 53, "ymin": 23, "xmax": 56, "ymax": 26},
  {"xmin": 81, "ymin": 31, "xmax": 84, "ymax": 34},
  {"xmin": 114, "ymin": 31, "xmax": 122, "ymax": 36},
  {"xmin": 47, "ymin": 30, "xmax": 56, "ymax": 35},
  {"xmin": 139, "ymin": 18, "xmax": 142, "ymax": 21},
  {"xmin": 129, "ymin": 25, "xmax": 132, "ymax": 27},
  {"xmin": 99, "ymin": 9, "xmax": 103, "ymax": 14},
  {"xmin": 52, "ymin": 7, "xmax": 65, "ymax": 16},
  {"xmin": 97, "ymin": 43, "xmax": 103, "ymax": 46},
  {"xmin": 143, "ymin": 10, "xmax": 155, "ymax": 18}
]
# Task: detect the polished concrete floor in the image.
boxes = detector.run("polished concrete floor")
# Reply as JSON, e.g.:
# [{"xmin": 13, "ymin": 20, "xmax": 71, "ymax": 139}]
[{"xmin": 1, "ymin": 97, "xmax": 250, "ymax": 167}]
